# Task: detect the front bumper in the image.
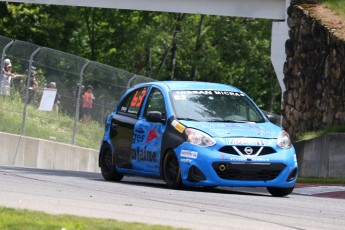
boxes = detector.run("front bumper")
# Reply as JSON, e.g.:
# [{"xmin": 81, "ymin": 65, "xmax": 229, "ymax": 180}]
[{"xmin": 176, "ymin": 143, "xmax": 298, "ymax": 188}]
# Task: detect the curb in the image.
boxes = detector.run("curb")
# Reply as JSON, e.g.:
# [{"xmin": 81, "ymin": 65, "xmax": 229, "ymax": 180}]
[{"xmin": 294, "ymin": 183, "xmax": 345, "ymax": 199}]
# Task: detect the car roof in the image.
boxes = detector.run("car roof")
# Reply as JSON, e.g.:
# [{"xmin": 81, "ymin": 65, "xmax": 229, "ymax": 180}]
[{"xmin": 135, "ymin": 81, "xmax": 242, "ymax": 92}]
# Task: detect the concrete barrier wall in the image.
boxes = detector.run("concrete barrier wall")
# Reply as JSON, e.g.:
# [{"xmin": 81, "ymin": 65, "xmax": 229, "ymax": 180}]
[
  {"xmin": 294, "ymin": 133, "xmax": 345, "ymax": 178},
  {"xmin": 1, "ymin": 131, "xmax": 344, "ymax": 178},
  {"xmin": 0, "ymin": 132, "xmax": 100, "ymax": 173}
]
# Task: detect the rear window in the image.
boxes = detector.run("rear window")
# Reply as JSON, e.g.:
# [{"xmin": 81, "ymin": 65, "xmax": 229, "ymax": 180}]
[{"xmin": 118, "ymin": 87, "xmax": 147, "ymax": 116}]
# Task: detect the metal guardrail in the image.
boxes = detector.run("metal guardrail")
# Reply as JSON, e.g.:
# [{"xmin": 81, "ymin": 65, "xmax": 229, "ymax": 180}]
[{"xmin": 0, "ymin": 35, "xmax": 152, "ymax": 148}]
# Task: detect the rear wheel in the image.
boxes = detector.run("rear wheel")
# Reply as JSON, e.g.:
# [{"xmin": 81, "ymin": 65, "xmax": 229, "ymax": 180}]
[
  {"xmin": 100, "ymin": 144, "xmax": 124, "ymax": 181},
  {"xmin": 163, "ymin": 151, "xmax": 183, "ymax": 189},
  {"xmin": 267, "ymin": 186, "xmax": 294, "ymax": 197}
]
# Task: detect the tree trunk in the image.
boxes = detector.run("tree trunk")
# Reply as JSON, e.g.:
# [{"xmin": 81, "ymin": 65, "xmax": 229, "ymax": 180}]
[
  {"xmin": 84, "ymin": 8, "xmax": 97, "ymax": 61},
  {"xmin": 156, "ymin": 46, "xmax": 170, "ymax": 77},
  {"xmin": 168, "ymin": 13, "xmax": 185, "ymax": 80},
  {"xmin": 169, "ymin": 30, "xmax": 178, "ymax": 80},
  {"xmin": 191, "ymin": 15, "xmax": 205, "ymax": 81},
  {"xmin": 145, "ymin": 42, "xmax": 152, "ymax": 78}
]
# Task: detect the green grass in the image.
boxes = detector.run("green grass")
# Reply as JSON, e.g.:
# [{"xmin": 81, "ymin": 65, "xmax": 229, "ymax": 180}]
[
  {"xmin": 297, "ymin": 177, "xmax": 345, "ymax": 185},
  {"xmin": 0, "ymin": 95, "xmax": 103, "ymax": 150},
  {"xmin": 320, "ymin": 0, "xmax": 345, "ymax": 17},
  {"xmin": 0, "ymin": 206, "xmax": 183, "ymax": 230},
  {"xmin": 293, "ymin": 125, "xmax": 345, "ymax": 142}
]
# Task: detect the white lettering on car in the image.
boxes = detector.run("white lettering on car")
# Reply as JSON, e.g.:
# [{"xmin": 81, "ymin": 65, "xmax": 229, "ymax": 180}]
[
  {"xmin": 224, "ymin": 138, "xmax": 265, "ymax": 146},
  {"xmin": 180, "ymin": 150, "xmax": 198, "ymax": 159}
]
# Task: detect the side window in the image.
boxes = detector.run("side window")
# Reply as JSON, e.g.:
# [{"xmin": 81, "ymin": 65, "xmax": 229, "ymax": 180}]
[
  {"xmin": 144, "ymin": 88, "xmax": 166, "ymax": 120},
  {"xmin": 118, "ymin": 87, "xmax": 147, "ymax": 116}
]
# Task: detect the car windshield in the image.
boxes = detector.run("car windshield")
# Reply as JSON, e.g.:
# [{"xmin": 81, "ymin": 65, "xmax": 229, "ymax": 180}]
[{"xmin": 170, "ymin": 90, "xmax": 266, "ymax": 123}]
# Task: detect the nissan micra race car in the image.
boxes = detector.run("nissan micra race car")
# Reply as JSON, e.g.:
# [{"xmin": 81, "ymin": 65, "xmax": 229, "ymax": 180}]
[{"xmin": 99, "ymin": 81, "xmax": 298, "ymax": 197}]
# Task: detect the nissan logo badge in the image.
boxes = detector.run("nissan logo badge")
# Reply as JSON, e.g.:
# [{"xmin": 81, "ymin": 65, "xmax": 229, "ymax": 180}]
[{"xmin": 244, "ymin": 147, "xmax": 253, "ymax": 155}]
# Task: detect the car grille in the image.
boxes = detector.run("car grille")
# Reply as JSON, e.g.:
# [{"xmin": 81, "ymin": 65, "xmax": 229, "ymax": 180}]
[
  {"xmin": 218, "ymin": 146, "xmax": 276, "ymax": 156},
  {"xmin": 212, "ymin": 162, "xmax": 286, "ymax": 181}
]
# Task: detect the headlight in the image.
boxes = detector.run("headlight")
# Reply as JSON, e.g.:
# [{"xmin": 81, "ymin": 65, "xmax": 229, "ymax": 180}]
[
  {"xmin": 277, "ymin": 130, "xmax": 292, "ymax": 149},
  {"xmin": 185, "ymin": 128, "xmax": 216, "ymax": 147}
]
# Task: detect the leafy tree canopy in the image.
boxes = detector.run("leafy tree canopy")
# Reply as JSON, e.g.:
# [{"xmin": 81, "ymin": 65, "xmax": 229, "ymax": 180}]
[{"xmin": 0, "ymin": 2, "xmax": 281, "ymax": 113}]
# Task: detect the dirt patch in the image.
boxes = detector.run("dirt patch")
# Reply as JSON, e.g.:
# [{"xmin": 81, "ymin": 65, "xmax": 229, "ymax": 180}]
[{"xmin": 300, "ymin": 4, "xmax": 345, "ymax": 41}]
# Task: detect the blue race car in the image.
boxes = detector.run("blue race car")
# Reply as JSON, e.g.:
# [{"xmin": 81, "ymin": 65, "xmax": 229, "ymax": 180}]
[{"xmin": 99, "ymin": 81, "xmax": 298, "ymax": 197}]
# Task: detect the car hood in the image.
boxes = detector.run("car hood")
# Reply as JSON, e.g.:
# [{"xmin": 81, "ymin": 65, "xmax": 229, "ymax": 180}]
[{"xmin": 179, "ymin": 121, "xmax": 281, "ymax": 139}]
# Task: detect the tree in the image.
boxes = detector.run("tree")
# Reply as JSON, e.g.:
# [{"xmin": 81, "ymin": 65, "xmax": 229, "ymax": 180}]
[{"xmin": 0, "ymin": 3, "xmax": 281, "ymax": 113}]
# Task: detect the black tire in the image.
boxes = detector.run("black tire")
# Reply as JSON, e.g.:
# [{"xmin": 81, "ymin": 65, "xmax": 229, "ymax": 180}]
[
  {"xmin": 267, "ymin": 186, "xmax": 294, "ymax": 197},
  {"xmin": 100, "ymin": 144, "xmax": 124, "ymax": 181},
  {"xmin": 163, "ymin": 151, "xmax": 183, "ymax": 189}
]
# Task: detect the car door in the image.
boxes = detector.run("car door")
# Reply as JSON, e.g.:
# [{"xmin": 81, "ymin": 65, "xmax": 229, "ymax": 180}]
[
  {"xmin": 131, "ymin": 87, "xmax": 167, "ymax": 174},
  {"xmin": 110, "ymin": 87, "xmax": 148, "ymax": 169}
]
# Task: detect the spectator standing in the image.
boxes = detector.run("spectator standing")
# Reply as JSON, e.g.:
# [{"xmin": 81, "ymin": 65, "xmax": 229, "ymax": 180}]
[
  {"xmin": 82, "ymin": 85, "xmax": 95, "ymax": 123},
  {"xmin": 1, "ymin": 59, "xmax": 17, "ymax": 97}
]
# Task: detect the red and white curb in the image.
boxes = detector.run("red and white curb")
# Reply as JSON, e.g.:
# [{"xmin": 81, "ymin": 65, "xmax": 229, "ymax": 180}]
[{"xmin": 294, "ymin": 184, "xmax": 345, "ymax": 199}]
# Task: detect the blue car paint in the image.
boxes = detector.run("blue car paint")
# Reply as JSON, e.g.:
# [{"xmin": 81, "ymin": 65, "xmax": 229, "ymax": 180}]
[
  {"xmin": 130, "ymin": 119, "xmax": 164, "ymax": 174},
  {"xmin": 100, "ymin": 81, "xmax": 298, "ymax": 188}
]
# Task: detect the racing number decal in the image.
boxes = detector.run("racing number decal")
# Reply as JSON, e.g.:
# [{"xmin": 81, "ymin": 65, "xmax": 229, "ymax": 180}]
[{"xmin": 130, "ymin": 89, "xmax": 147, "ymax": 107}]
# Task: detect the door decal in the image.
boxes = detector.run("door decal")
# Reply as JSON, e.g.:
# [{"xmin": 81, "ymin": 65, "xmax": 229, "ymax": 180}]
[{"xmin": 131, "ymin": 122, "xmax": 163, "ymax": 173}]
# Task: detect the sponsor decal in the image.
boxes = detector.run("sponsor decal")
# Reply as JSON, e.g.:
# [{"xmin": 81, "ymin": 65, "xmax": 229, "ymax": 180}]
[
  {"xmin": 229, "ymin": 157, "xmax": 247, "ymax": 162},
  {"xmin": 180, "ymin": 150, "xmax": 198, "ymax": 159},
  {"xmin": 131, "ymin": 146, "xmax": 157, "ymax": 162},
  {"xmin": 174, "ymin": 90, "xmax": 245, "ymax": 96},
  {"xmin": 224, "ymin": 138, "xmax": 265, "ymax": 146},
  {"xmin": 199, "ymin": 123, "xmax": 245, "ymax": 130},
  {"xmin": 180, "ymin": 158, "xmax": 192, "ymax": 163},
  {"xmin": 214, "ymin": 91, "xmax": 245, "ymax": 96},
  {"xmin": 132, "ymin": 132, "xmax": 145, "ymax": 143},
  {"xmin": 171, "ymin": 119, "xmax": 185, "ymax": 133},
  {"xmin": 210, "ymin": 129, "xmax": 231, "ymax": 134},
  {"xmin": 254, "ymin": 157, "xmax": 270, "ymax": 162},
  {"xmin": 146, "ymin": 128, "xmax": 158, "ymax": 143},
  {"xmin": 175, "ymin": 90, "xmax": 213, "ymax": 95},
  {"xmin": 229, "ymin": 157, "xmax": 270, "ymax": 162},
  {"xmin": 132, "ymin": 127, "xmax": 159, "ymax": 144},
  {"xmin": 248, "ymin": 124, "xmax": 271, "ymax": 135},
  {"xmin": 174, "ymin": 95, "xmax": 187, "ymax": 100}
]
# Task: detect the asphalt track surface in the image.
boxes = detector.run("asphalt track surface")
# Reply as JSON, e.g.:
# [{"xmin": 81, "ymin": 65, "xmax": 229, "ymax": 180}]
[{"xmin": 1, "ymin": 166, "xmax": 345, "ymax": 230}]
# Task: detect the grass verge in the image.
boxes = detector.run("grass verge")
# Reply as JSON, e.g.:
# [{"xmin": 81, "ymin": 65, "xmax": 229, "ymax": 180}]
[
  {"xmin": 320, "ymin": 0, "xmax": 345, "ymax": 17},
  {"xmin": 0, "ymin": 206, "xmax": 183, "ymax": 230},
  {"xmin": 293, "ymin": 125, "xmax": 345, "ymax": 142},
  {"xmin": 0, "ymin": 95, "xmax": 103, "ymax": 150},
  {"xmin": 297, "ymin": 177, "xmax": 345, "ymax": 185}
]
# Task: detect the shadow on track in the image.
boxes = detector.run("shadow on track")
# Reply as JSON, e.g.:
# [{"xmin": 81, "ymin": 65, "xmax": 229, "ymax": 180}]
[{"xmin": 1, "ymin": 165, "xmax": 271, "ymax": 197}]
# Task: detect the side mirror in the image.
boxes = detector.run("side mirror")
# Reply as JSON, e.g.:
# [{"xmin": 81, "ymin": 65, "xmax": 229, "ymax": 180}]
[
  {"xmin": 266, "ymin": 114, "xmax": 278, "ymax": 124},
  {"xmin": 263, "ymin": 111, "xmax": 281, "ymax": 126},
  {"xmin": 147, "ymin": 111, "xmax": 163, "ymax": 123}
]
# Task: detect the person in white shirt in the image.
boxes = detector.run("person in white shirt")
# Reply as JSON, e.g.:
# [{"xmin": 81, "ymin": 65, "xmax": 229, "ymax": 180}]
[{"xmin": 1, "ymin": 59, "xmax": 17, "ymax": 97}]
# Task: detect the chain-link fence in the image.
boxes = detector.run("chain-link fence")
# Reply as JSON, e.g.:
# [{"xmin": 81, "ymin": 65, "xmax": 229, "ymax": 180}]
[{"xmin": 0, "ymin": 35, "xmax": 152, "ymax": 149}]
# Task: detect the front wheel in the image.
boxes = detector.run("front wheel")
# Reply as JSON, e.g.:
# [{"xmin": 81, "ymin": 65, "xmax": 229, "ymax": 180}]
[
  {"xmin": 100, "ymin": 144, "xmax": 124, "ymax": 181},
  {"xmin": 163, "ymin": 151, "xmax": 183, "ymax": 189},
  {"xmin": 267, "ymin": 186, "xmax": 294, "ymax": 197}
]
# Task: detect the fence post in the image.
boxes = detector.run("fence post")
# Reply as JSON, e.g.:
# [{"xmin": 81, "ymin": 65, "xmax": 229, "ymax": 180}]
[
  {"xmin": 72, "ymin": 61, "xmax": 90, "ymax": 145},
  {"xmin": 126, "ymin": 74, "xmax": 138, "ymax": 89},
  {"xmin": 20, "ymin": 47, "xmax": 41, "ymax": 135},
  {"xmin": 101, "ymin": 99, "xmax": 105, "ymax": 125}
]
